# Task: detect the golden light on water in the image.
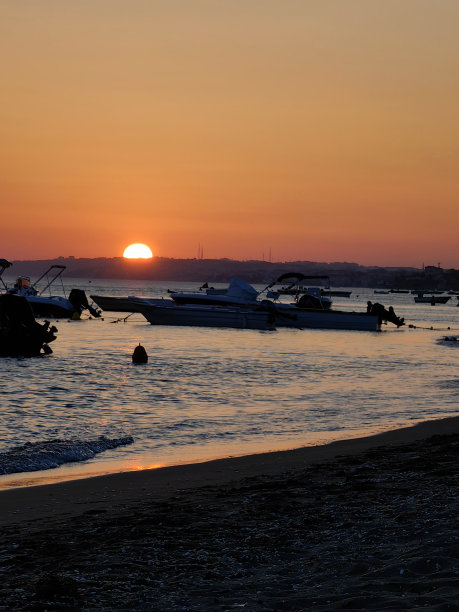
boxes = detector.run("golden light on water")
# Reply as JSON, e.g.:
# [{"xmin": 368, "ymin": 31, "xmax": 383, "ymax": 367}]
[{"xmin": 123, "ymin": 243, "xmax": 153, "ymax": 259}]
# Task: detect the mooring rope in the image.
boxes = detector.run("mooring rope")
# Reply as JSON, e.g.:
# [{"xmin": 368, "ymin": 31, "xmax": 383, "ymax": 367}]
[
  {"xmin": 110, "ymin": 312, "xmax": 138, "ymax": 324},
  {"xmin": 408, "ymin": 324, "xmax": 459, "ymax": 331}
]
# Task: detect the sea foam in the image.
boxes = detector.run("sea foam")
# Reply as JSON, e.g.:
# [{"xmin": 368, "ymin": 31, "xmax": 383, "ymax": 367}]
[{"xmin": 0, "ymin": 436, "xmax": 134, "ymax": 475}]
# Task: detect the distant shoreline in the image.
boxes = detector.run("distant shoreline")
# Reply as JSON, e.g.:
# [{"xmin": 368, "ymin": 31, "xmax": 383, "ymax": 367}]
[{"xmin": 4, "ymin": 256, "xmax": 459, "ymax": 289}]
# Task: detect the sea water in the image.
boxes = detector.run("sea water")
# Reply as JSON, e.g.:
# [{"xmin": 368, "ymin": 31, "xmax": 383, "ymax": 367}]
[{"xmin": 0, "ymin": 279, "xmax": 458, "ymax": 489}]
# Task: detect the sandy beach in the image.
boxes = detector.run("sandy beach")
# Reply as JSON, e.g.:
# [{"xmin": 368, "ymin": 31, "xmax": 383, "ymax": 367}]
[{"xmin": 0, "ymin": 416, "xmax": 458, "ymax": 610}]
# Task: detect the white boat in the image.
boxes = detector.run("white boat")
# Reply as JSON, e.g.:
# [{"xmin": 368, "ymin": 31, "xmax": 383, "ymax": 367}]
[
  {"xmin": 1, "ymin": 260, "xmax": 100, "ymax": 319},
  {"xmin": 92, "ymin": 273, "xmax": 402, "ymax": 332},
  {"xmin": 171, "ymin": 274, "xmax": 333, "ymax": 311},
  {"xmin": 170, "ymin": 278, "xmax": 261, "ymax": 307},
  {"xmin": 130, "ymin": 298, "xmax": 276, "ymax": 330},
  {"xmin": 413, "ymin": 293, "xmax": 451, "ymax": 304},
  {"xmin": 168, "ymin": 275, "xmax": 404, "ymax": 331},
  {"xmin": 129, "ymin": 295, "xmax": 382, "ymax": 332},
  {"xmin": 91, "ymin": 276, "xmax": 333, "ymax": 314},
  {"xmin": 133, "ymin": 273, "xmax": 385, "ymax": 331}
]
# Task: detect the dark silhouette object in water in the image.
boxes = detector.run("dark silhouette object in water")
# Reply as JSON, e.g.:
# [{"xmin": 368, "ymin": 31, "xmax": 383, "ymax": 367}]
[
  {"xmin": 0, "ymin": 293, "xmax": 57, "ymax": 357},
  {"xmin": 68, "ymin": 289, "xmax": 101, "ymax": 318},
  {"xmin": 369, "ymin": 302, "xmax": 405, "ymax": 328},
  {"xmin": 132, "ymin": 343, "xmax": 148, "ymax": 364}
]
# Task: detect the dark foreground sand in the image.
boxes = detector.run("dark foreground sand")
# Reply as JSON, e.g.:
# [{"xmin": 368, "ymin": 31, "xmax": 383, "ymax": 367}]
[{"xmin": 0, "ymin": 417, "xmax": 458, "ymax": 611}]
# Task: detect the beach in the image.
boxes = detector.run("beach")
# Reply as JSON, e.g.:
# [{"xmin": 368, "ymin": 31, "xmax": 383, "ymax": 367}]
[{"xmin": 0, "ymin": 416, "xmax": 457, "ymax": 610}]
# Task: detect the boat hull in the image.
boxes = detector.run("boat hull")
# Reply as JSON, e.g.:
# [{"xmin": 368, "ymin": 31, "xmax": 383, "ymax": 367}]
[
  {"xmin": 133, "ymin": 300, "xmax": 275, "ymax": 330},
  {"xmin": 25, "ymin": 295, "xmax": 76, "ymax": 318},
  {"xmin": 414, "ymin": 296, "xmax": 450, "ymax": 304},
  {"xmin": 274, "ymin": 306, "xmax": 380, "ymax": 331},
  {"xmin": 90, "ymin": 295, "xmax": 143, "ymax": 312}
]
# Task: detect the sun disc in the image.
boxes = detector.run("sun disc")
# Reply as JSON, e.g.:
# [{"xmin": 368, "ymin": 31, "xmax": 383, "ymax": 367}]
[{"xmin": 123, "ymin": 243, "xmax": 153, "ymax": 259}]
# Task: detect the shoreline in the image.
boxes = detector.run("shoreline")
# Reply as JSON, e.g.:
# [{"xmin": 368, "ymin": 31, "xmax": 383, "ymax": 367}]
[
  {"xmin": 1, "ymin": 415, "xmax": 458, "ymax": 528},
  {"xmin": 2, "ymin": 417, "xmax": 450, "ymax": 492},
  {"xmin": 0, "ymin": 415, "xmax": 457, "ymax": 610}
]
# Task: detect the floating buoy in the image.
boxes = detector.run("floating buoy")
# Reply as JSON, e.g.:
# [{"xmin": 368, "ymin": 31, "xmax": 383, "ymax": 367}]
[{"xmin": 132, "ymin": 343, "xmax": 148, "ymax": 364}]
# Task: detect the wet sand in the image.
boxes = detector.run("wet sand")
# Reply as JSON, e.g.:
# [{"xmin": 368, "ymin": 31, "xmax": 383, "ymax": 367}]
[{"xmin": 0, "ymin": 416, "xmax": 458, "ymax": 610}]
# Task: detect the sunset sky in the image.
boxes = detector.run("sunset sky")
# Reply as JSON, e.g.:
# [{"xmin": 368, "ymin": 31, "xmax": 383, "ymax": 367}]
[{"xmin": 1, "ymin": 1, "xmax": 458, "ymax": 267}]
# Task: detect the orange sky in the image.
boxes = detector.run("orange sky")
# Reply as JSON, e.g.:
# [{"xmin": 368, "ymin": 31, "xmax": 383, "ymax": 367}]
[{"xmin": 1, "ymin": 1, "xmax": 458, "ymax": 268}]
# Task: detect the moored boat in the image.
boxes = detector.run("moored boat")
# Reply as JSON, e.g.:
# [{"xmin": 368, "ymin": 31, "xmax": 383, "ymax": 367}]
[
  {"xmin": 130, "ymin": 298, "xmax": 276, "ymax": 330},
  {"xmin": 1, "ymin": 260, "xmax": 99, "ymax": 319},
  {"xmin": 166, "ymin": 274, "xmax": 384, "ymax": 331},
  {"xmin": 91, "ymin": 273, "xmax": 404, "ymax": 332},
  {"xmin": 413, "ymin": 293, "xmax": 451, "ymax": 304},
  {"xmin": 90, "ymin": 295, "xmax": 144, "ymax": 313},
  {"xmin": 129, "ymin": 296, "xmax": 382, "ymax": 331},
  {"xmin": 0, "ymin": 293, "xmax": 57, "ymax": 357}
]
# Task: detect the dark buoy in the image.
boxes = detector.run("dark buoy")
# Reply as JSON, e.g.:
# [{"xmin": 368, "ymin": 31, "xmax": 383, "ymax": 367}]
[{"xmin": 132, "ymin": 343, "xmax": 148, "ymax": 364}]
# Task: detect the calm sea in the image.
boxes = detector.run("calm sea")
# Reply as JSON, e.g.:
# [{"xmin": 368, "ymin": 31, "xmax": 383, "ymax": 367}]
[{"xmin": 1, "ymin": 279, "xmax": 458, "ymax": 489}]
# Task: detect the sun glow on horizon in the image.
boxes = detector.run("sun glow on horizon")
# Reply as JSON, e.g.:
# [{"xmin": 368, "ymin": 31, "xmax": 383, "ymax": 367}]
[{"xmin": 123, "ymin": 243, "xmax": 153, "ymax": 259}]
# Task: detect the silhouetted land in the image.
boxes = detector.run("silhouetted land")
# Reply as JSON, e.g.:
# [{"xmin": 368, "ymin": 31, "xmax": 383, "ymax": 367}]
[{"xmin": 7, "ymin": 257, "xmax": 459, "ymax": 290}]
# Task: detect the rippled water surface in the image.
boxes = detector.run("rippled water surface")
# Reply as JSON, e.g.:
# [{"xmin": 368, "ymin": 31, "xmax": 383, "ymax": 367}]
[{"xmin": 1, "ymin": 279, "xmax": 458, "ymax": 488}]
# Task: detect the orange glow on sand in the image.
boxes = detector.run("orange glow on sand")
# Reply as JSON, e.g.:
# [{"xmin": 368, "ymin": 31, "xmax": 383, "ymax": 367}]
[{"xmin": 123, "ymin": 244, "xmax": 153, "ymax": 259}]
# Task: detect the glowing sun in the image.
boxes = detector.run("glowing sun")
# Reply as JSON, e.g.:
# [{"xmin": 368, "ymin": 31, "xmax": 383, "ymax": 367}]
[{"xmin": 123, "ymin": 243, "xmax": 153, "ymax": 259}]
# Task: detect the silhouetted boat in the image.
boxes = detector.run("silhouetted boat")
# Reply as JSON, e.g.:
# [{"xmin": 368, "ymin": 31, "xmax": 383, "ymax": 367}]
[
  {"xmin": 413, "ymin": 293, "xmax": 451, "ymax": 304},
  {"xmin": 0, "ymin": 293, "xmax": 57, "ymax": 357},
  {"xmin": 130, "ymin": 298, "xmax": 276, "ymax": 330},
  {"xmin": 1, "ymin": 260, "xmax": 99, "ymax": 319},
  {"xmin": 129, "ymin": 295, "xmax": 382, "ymax": 331},
  {"xmin": 90, "ymin": 295, "xmax": 143, "ymax": 312}
]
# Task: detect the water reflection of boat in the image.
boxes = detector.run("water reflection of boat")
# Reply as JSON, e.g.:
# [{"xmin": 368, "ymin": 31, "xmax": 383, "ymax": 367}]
[{"xmin": 1, "ymin": 260, "xmax": 99, "ymax": 319}]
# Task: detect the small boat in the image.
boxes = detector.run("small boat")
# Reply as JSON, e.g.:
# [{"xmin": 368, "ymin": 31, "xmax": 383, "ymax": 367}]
[
  {"xmin": 321, "ymin": 289, "xmax": 352, "ymax": 298},
  {"xmin": 0, "ymin": 293, "xmax": 57, "ymax": 357},
  {"xmin": 171, "ymin": 274, "xmax": 334, "ymax": 312},
  {"xmin": 130, "ymin": 298, "xmax": 276, "ymax": 330},
  {"xmin": 129, "ymin": 295, "xmax": 382, "ymax": 331},
  {"xmin": 170, "ymin": 278, "xmax": 260, "ymax": 307},
  {"xmin": 267, "ymin": 274, "xmax": 333, "ymax": 309},
  {"xmin": 169, "ymin": 274, "xmax": 404, "ymax": 331},
  {"xmin": 90, "ymin": 295, "xmax": 144, "ymax": 313},
  {"xmin": 413, "ymin": 292, "xmax": 451, "ymax": 304},
  {"xmin": 374, "ymin": 290, "xmax": 390, "ymax": 295},
  {"xmin": 93, "ymin": 274, "xmax": 403, "ymax": 332},
  {"xmin": 1, "ymin": 260, "xmax": 99, "ymax": 319}
]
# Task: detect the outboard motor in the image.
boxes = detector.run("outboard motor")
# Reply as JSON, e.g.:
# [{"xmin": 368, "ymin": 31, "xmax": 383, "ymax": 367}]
[{"xmin": 68, "ymin": 289, "xmax": 101, "ymax": 318}]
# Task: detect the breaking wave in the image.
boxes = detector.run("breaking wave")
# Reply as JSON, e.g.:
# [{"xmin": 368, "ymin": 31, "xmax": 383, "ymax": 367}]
[{"xmin": 0, "ymin": 436, "xmax": 134, "ymax": 475}]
